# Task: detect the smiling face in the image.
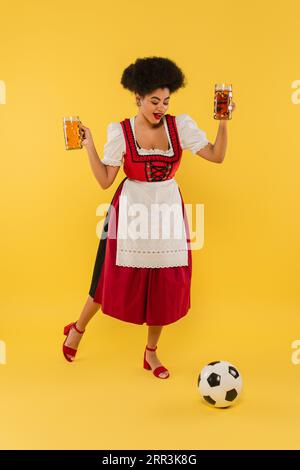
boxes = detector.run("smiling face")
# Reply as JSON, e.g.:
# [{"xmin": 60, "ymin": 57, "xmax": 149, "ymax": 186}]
[{"xmin": 135, "ymin": 87, "xmax": 170, "ymax": 126}]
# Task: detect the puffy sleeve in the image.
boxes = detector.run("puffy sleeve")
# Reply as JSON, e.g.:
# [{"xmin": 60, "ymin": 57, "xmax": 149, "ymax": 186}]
[
  {"xmin": 101, "ymin": 122, "xmax": 125, "ymax": 166},
  {"xmin": 175, "ymin": 113, "xmax": 210, "ymax": 154}
]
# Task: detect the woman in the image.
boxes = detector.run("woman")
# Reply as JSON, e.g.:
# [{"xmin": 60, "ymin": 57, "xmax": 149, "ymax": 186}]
[{"xmin": 62, "ymin": 56, "xmax": 235, "ymax": 379}]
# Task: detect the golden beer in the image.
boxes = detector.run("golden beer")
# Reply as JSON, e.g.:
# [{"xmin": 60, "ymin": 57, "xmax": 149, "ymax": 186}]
[
  {"xmin": 63, "ymin": 116, "xmax": 83, "ymax": 150},
  {"xmin": 214, "ymin": 84, "xmax": 233, "ymax": 120}
]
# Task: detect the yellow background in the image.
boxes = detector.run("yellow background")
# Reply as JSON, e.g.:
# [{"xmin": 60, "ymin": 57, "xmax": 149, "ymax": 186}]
[{"xmin": 1, "ymin": 0, "xmax": 300, "ymax": 450}]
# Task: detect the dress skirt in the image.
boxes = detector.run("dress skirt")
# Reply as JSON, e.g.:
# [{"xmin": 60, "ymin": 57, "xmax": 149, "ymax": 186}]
[{"xmin": 88, "ymin": 176, "xmax": 192, "ymax": 326}]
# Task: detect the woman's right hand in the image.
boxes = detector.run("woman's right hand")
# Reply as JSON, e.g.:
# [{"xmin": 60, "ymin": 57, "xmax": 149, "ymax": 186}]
[{"xmin": 79, "ymin": 124, "xmax": 95, "ymax": 150}]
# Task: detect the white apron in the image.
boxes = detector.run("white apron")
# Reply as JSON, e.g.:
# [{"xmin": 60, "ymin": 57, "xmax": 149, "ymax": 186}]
[{"xmin": 116, "ymin": 178, "xmax": 188, "ymax": 268}]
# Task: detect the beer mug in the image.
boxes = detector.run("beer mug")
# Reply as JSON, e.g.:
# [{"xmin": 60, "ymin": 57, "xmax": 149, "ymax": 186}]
[
  {"xmin": 214, "ymin": 84, "xmax": 233, "ymax": 120},
  {"xmin": 63, "ymin": 116, "xmax": 84, "ymax": 150}
]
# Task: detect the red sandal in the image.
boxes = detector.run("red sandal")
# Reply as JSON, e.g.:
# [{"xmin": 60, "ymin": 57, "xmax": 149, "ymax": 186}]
[
  {"xmin": 62, "ymin": 321, "xmax": 85, "ymax": 362},
  {"xmin": 143, "ymin": 345, "xmax": 170, "ymax": 379}
]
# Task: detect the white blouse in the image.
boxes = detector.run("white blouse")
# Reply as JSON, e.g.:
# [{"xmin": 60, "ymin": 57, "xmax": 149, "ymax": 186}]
[{"xmin": 101, "ymin": 113, "xmax": 210, "ymax": 166}]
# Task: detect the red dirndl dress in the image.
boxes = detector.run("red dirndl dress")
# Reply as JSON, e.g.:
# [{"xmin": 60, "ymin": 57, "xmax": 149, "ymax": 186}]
[{"xmin": 88, "ymin": 114, "xmax": 192, "ymax": 326}]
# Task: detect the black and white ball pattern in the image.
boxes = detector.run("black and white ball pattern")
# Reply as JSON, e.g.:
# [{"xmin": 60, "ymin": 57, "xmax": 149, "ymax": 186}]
[{"xmin": 197, "ymin": 361, "xmax": 243, "ymax": 408}]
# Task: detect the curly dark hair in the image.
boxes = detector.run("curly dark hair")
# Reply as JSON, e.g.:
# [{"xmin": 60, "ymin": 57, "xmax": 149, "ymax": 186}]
[{"xmin": 120, "ymin": 56, "xmax": 187, "ymax": 97}]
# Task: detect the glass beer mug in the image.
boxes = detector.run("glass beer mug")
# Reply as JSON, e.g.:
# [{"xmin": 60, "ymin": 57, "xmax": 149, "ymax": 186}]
[
  {"xmin": 63, "ymin": 116, "xmax": 84, "ymax": 150},
  {"xmin": 214, "ymin": 84, "xmax": 233, "ymax": 120}
]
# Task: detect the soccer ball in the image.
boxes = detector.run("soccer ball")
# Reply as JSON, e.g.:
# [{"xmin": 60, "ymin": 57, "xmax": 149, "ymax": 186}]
[{"xmin": 197, "ymin": 361, "xmax": 243, "ymax": 408}]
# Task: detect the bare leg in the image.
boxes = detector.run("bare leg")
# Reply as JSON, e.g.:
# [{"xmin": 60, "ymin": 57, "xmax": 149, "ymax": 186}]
[
  {"xmin": 64, "ymin": 295, "xmax": 100, "ymax": 352},
  {"xmin": 145, "ymin": 325, "xmax": 169, "ymax": 378}
]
